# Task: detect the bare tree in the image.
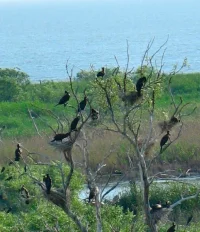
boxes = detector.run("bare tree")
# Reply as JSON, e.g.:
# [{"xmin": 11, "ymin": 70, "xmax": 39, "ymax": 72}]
[{"xmin": 92, "ymin": 40, "xmax": 197, "ymax": 232}]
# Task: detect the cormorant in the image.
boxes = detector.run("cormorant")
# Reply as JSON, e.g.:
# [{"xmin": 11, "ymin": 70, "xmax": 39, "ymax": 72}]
[
  {"xmin": 91, "ymin": 108, "xmax": 99, "ymax": 120},
  {"xmin": 51, "ymin": 132, "xmax": 71, "ymax": 142},
  {"xmin": 88, "ymin": 187, "xmax": 98, "ymax": 202},
  {"xmin": 15, "ymin": 143, "xmax": 22, "ymax": 161},
  {"xmin": 136, "ymin": 76, "xmax": 147, "ymax": 96},
  {"xmin": 78, "ymin": 97, "xmax": 88, "ymax": 112},
  {"xmin": 160, "ymin": 131, "xmax": 170, "ymax": 152},
  {"xmin": 167, "ymin": 222, "xmax": 176, "ymax": 232},
  {"xmin": 43, "ymin": 174, "xmax": 52, "ymax": 194},
  {"xmin": 70, "ymin": 116, "xmax": 80, "ymax": 131},
  {"xmin": 55, "ymin": 91, "xmax": 70, "ymax": 107},
  {"xmin": 1, "ymin": 167, "xmax": 5, "ymax": 173},
  {"xmin": 20, "ymin": 185, "xmax": 30, "ymax": 204},
  {"xmin": 97, "ymin": 67, "xmax": 105, "ymax": 77}
]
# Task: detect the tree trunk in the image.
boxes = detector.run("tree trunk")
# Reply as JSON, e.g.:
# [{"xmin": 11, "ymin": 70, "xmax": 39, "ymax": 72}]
[{"xmin": 138, "ymin": 161, "xmax": 157, "ymax": 232}]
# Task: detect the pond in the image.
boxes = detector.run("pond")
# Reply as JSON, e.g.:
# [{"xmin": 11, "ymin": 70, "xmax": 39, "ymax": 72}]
[{"xmin": 79, "ymin": 176, "xmax": 200, "ymax": 201}]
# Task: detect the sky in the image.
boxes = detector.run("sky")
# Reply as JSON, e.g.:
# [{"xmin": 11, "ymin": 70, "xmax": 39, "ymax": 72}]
[{"xmin": 0, "ymin": 0, "xmax": 102, "ymax": 4}]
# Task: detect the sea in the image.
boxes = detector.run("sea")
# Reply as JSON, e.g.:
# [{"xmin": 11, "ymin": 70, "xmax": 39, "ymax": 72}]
[{"xmin": 0, "ymin": 0, "xmax": 200, "ymax": 82}]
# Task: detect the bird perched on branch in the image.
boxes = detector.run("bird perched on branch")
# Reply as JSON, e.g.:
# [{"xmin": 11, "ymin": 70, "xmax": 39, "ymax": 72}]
[
  {"xmin": 1, "ymin": 167, "xmax": 5, "ymax": 173},
  {"xmin": 78, "ymin": 96, "xmax": 88, "ymax": 112},
  {"xmin": 136, "ymin": 76, "xmax": 147, "ymax": 96},
  {"xmin": 15, "ymin": 143, "xmax": 22, "ymax": 161},
  {"xmin": 51, "ymin": 132, "xmax": 71, "ymax": 142},
  {"xmin": 96, "ymin": 67, "xmax": 105, "ymax": 77},
  {"xmin": 70, "ymin": 116, "xmax": 80, "ymax": 132},
  {"xmin": 88, "ymin": 187, "xmax": 99, "ymax": 202},
  {"xmin": 55, "ymin": 90, "xmax": 70, "ymax": 107},
  {"xmin": 160, "ymin": 131, "xmax": 170, "ymax": 152},
  {"xmin": 91, "ymin": 108, "xmax": 99, "ymax": 120},
  {"xmin": 20, "ymin": 185, "xmax": 30, "ymax": 204},
  {"xmin": 43, "ymin": 174, "xmax": 52, "ymax": 194},
  {"xmin": 167, "ymin": 222, "xmax": 176, "ymax": 232}
]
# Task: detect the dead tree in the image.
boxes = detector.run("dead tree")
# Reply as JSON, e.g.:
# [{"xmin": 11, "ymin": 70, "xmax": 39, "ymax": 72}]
[{"xmin": 93, "ymin": 39, "xmax": 197, "ymax": 232}]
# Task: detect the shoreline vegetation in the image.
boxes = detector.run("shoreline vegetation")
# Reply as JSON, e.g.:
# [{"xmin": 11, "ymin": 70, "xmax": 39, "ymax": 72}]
[
  {"xmin": 0, "ymin": 68, "xmax": 200, "ymax": 174},
  {"xmin": 0, "ymin": 67, "xmax": 200, "ymax": 231}
]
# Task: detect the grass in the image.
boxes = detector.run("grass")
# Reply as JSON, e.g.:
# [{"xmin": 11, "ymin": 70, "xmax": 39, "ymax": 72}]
[{"xmin": 0, "ymin": 71, "xmax": 200, "ymax": 173}]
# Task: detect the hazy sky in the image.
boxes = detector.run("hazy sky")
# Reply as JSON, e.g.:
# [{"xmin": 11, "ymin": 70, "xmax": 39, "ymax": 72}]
[{"xmin": 0, "ymin": 0, "xmax": 100, "ymax": 4}]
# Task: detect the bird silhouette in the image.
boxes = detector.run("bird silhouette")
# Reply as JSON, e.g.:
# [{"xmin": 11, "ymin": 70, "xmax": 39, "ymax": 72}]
[
  {"xmin": 88, "ymin": 187, "xmax": 98, "ymax": 202},
  {"xmin": 136, "ymin": 76, "xmax": 147, "ymax": 96},
  {"xmin": 160, "ymin": 131, "xmax": 170, "ymax": 152},
  {"xmin": 1, "ymin": 167, "xmax": 5, "ymax": 173},
  {"xmin": 51, "ymin": 132, "xmax": 71, "ymax": 142},
  {"xmin": 91, "ymin": 108, "xmax": 99, "ymax": 120},
  {"xmin": 55, "ymin": 91, "xmax": 70, "ymax": 107},
  {"xmin": 70, "ymin": 116, "xmax": 80, "ymax": 132},
  {"xmin": 15, "ymin": 143, "xmax": 22, "ymax": 161},
  {"xmin": 24, "ymin": 165, "xmax": 27, "ymax": 172},
  {"xmin": 43, "ymin": 174, "xmax": 52, "ymax": 194},
  {"xmin": 78, "ymin": 97, "xmax": 87, "ymax": 112},
  {"xmin": 167, "ymin": 222, "xmax": 176, "ymax": 232},
  {"xmin": 96, "ymin": 67, "xmax": 105, "ymax": 77}
]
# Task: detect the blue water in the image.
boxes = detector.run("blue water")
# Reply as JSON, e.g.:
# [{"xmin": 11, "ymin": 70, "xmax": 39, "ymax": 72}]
[{"xmin": 0, "ymin": 0, "xmax": 200, "ymax": 81}]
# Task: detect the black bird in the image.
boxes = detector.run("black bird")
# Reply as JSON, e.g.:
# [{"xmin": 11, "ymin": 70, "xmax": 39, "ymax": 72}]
[
  {"xmin": 91, "ymin": 108, "xmax": 99, "ymax": 120},
  {"xmin": 5, "ymin": 176, "xmax": 13, "ymax": 181},
  {"xmin": 20, "ymin": 185, "xmax": 30, "ymax": 204},
  {"xmin": 97, "ymin": 67, "xmax": 105, "ymax": 77},
  {"xmin": 24, "ymin": 165, "xmax": 27, "ymax": 172},
  {"xmin": 78, "ymin": 97, "xmax": 88, "ymax": 112},
  {"xmin": 51, "ymin": 132, "xmax": 71, "ymax": 142},
  {"xmin": 1, "ymin": 167, "xmax": 5, "ymax": 173},
  {"xmin": 160, "ymin": 131, "xmax": 170, "ymax": 152},
  {"xmin": 167, "ymin": 222, "xmax": 176, "ymax": 232},
  {"xmin": 15, "ymin": 143, "xmax": 22, "ymax": 161},
  {"xmin": 70, "ymin": 116, "xmax": 80, "ymax": 131},
  {"xmin": 43, "ymin": 174, "xmax": 52, "ymax": 194},
  {"xmin": 55, "ymin": 91, "xmax": 70, "ymax": 107},
  {"xmin": 136, "ymin": 76, "xmax": 147, "ymax": 96},
  {"xmin": 88, "ymin": 187, "xmax": 98, "ymax": 202}
]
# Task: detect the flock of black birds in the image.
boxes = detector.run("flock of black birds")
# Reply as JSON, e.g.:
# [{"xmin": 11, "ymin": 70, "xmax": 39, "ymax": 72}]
[
  {"xmin": 0, "ymin": 68, "xmax": 184, "ymax": 229},
  {"xmin": 0, "ymin": 142, "xmax": 53, "ymax": 210}
]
